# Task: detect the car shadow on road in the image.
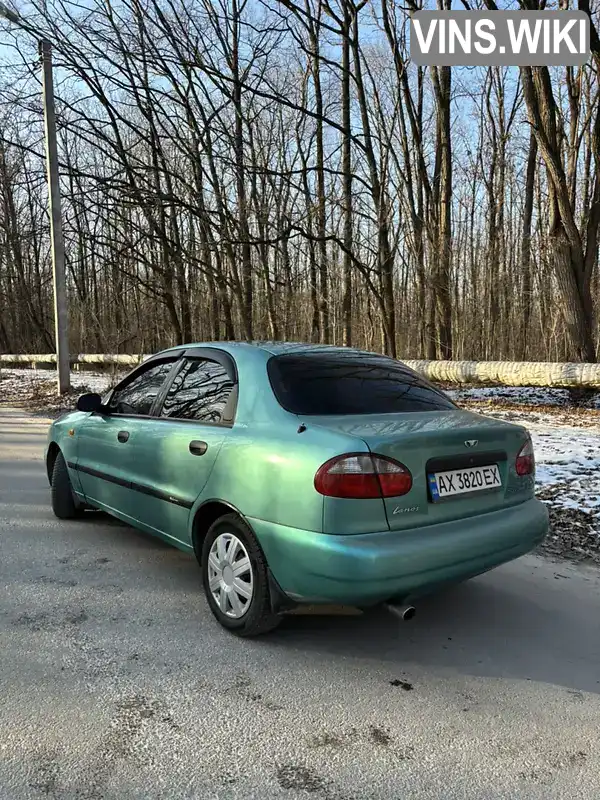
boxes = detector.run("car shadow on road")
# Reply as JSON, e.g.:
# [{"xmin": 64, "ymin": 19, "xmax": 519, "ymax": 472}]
[
  {"xmin": 266, "ymin": 568, "xmax": 600, "ymax": 696},
  {"xmin": 76, "ymin": 509, "xmax": 182, "ymax": 555}
]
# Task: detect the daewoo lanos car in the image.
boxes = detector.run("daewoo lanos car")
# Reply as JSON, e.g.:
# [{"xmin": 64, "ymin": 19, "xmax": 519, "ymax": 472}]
[{"xmin": 46, "ymin": 343, "xmax": 549, "ymax": 636}]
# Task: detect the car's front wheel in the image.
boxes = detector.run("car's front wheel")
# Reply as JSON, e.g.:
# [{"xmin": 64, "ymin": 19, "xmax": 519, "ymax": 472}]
[
  {"xmin": 51, "ymin": 451, "xmax": 83, "ymax": 519},
  {"xmin": 201, "ymin": 514, "xmax": 281, "ymax": 636}
]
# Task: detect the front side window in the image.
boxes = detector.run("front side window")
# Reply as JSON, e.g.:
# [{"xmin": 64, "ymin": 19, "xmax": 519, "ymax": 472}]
[
  {"xmin": 267, "ymin": 352, "xmax": 456, "ymax": 415},
  {"xmin": 160, "ymin": 358, "xmax": 234, "ymax": 423},
  {"xmin": 108, "ymin": 360, "xmax": 176, "ymax": 416}
]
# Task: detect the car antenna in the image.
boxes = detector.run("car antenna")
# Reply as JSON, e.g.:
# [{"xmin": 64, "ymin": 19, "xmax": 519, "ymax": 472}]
[{"xmin": 297, "ymin": 423, "xmax": 307, "ymax": 433}]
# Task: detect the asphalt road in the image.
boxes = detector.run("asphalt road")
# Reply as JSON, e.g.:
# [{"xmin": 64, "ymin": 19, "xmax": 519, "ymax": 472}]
[{"xmin": 2, "ymin": 407, "xmax": 600, "ymax": 800}]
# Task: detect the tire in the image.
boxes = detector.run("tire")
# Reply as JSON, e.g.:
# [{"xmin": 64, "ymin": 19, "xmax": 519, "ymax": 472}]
[
  {"xmin": 51, "ymin": 451, "xmax": 82, "ymax": 520},
  {"xmin": 201, "ymin": 513, "xmax": 281, "ymax": 637}
]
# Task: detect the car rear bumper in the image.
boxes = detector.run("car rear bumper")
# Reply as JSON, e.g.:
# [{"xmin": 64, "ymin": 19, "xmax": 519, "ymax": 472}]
[{"xmin": 249, "ymin": 498, "xmax": 549, "ymax": 606}]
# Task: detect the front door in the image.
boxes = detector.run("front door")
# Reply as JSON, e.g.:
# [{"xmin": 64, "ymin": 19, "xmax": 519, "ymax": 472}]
[{"xmin": 75, "ymin": 357, "xmax": 180, "ymax": 521}]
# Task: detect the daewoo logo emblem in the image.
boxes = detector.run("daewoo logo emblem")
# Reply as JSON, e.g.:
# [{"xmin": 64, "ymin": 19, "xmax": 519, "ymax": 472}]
[{"xmin": 464, "ymin": 440, "xmax": 478, "ymax": 448}]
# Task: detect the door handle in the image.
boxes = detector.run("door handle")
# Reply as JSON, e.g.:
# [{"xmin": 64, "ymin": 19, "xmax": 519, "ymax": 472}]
[
  {"xmin": 189, "ymin": 440, "xmax": 208, "ymax": 456},
  {"xmin": 117, "ymin": 431, "xmax": 130, "ymax": 443}
]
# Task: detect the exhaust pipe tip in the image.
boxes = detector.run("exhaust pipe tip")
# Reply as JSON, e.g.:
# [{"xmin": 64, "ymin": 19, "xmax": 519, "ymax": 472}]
[{"xmin": 385, "ymin": 603, "xmax": 416, "ymax": 622}]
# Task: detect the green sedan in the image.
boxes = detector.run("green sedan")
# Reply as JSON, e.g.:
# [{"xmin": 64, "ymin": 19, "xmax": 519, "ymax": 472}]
[{"xmin": 45, "ymin": 342, "xmax": 549, "ymax": 636}]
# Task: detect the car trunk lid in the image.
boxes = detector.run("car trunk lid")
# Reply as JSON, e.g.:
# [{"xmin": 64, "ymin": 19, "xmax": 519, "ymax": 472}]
[{"xmin": 304, "ymin": 409, "xmax": 533, "ymax": 532}]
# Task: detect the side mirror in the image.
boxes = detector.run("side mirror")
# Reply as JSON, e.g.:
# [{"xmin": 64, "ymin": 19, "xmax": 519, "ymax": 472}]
[{"xmin": 76, "ymin": 393, "xmax": 104, "ymax": 413}]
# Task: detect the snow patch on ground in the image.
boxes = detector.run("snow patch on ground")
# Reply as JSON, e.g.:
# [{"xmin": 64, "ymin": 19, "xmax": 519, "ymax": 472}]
[
  {"xmin": 447, "ymin": 386, "xmax": 576, "ymax": 407},
  {"xmin": 0, "ymin": 367, "xmax": 114, "ymax": 396},
  {"xmin": 0, "ymin": 367, "xmax": 121, "ymax": 416},
  {"xmin": 532, "ymin": 427, "xmax": 600, "ymax": 513}
]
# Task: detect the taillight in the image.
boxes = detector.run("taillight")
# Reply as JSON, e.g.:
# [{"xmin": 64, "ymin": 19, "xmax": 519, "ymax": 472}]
[
  {"xmin": 515, "ymin": 437, "xmax": 535, "ymax": 476},
  {"xmin": 314, "ymin": 453, "xmax": 412, "ymax": 499}
]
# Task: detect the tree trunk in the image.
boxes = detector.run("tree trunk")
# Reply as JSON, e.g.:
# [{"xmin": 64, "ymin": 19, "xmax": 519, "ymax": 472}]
[{"xmin": 520, "ymin": 132, "xmax": 537, "ymax": 357}]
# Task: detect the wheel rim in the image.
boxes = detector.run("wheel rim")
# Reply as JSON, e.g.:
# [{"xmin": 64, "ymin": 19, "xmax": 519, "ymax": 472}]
[{"xmin": 207, "ymin": 532, "xmax": 254, "ymax": 619}]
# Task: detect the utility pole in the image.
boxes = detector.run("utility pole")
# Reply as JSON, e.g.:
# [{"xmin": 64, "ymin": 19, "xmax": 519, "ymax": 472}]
[
  {"xmin": 0, "ymin": 4, "xmax": 70, "ymax": 393},
  {"xmin": 39, "ymin": 39, "xmax": 70, "ymax": 393}
]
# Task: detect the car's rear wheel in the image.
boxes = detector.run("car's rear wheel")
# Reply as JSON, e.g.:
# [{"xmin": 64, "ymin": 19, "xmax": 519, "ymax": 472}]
[
  {"xmin": 51, "ymin": 451, "xmax": 83, "ymax": 519},
  {"xmin": 201, "ymin": 513, "xmax": 281, "ymax": 636}
]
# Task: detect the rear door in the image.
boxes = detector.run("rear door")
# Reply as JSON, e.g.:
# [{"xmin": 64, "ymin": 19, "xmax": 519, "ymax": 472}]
[{"xmin": 121, "ymin": 350, "xmax": 237, "ymax": 545}]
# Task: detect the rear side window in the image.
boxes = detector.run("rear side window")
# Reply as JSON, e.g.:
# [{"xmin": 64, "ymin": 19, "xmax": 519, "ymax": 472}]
[
  {"xmin": 160, "ymin": 358, "xmax": 234, "ymax": 423},
  {"xmin": 267, "ymin": 352, "xmax": 456, "ymax": 415}
]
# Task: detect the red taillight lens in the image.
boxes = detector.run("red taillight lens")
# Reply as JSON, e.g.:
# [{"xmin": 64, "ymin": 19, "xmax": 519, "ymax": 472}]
[
  {"xmin": 516, "ymin": 438, "xmax": 535, "ymax": 476},
  {"xmin": 314, "ymin": 453, "xmax": 412, "ymax": 499}
]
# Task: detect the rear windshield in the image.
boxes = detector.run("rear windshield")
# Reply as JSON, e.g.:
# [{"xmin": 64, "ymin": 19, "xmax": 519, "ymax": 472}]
[{"xmin": 267, "ymin": 352, "xmax": 456, "ymax": 415}]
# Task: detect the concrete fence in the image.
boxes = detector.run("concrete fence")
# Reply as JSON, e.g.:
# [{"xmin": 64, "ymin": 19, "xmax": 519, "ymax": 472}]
[{"xmin": 2, "ymin": 354, "xmax": 600, "ymax": 388}]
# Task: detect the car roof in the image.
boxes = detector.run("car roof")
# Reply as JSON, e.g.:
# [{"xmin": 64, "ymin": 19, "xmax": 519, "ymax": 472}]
[{"xmin": 159, "ymin": 341, "xmax": 380, "ymax": 358}]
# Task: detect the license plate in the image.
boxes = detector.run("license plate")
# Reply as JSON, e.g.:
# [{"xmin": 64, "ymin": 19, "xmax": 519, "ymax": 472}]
[{"xmin": 428, "ymin": 464, "xmax": 501, "ymax": 501}]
